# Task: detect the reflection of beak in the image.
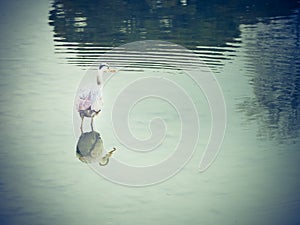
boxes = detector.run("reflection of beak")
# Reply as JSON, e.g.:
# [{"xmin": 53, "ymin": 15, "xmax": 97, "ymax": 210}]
[{"xmin": 108, "ymin": 147, "xmax": 116, "ymax": 156}]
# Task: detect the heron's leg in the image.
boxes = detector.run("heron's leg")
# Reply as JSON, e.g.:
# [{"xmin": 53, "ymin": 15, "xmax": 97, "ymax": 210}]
[
  {"xmin": 80, "ymin": 116, "xmax": 84, "ymax": 134},
  {"xmin": 91, "ymin": 116, "xmax": 94, "ymax": 131}
]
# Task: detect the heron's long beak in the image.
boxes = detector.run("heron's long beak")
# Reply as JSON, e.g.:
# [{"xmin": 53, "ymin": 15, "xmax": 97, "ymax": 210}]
[{"xmin": 107, "ymin": 68, "xmax": 117, "ymax": 73}]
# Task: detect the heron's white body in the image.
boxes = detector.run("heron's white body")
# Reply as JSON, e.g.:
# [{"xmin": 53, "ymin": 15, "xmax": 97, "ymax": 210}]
[
  {"xmin": 76, "ymin": 64, "xmax": 110, "ymax": 132},
  {"xmin": 76, "ymin": 68, "xmax": 104, "ymax": 112}
]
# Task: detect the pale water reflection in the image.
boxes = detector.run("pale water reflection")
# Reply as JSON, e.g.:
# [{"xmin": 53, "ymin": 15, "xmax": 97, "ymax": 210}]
[{"xmin": 0, "ymin": 0, "xmax": 300, "ymax": 225}]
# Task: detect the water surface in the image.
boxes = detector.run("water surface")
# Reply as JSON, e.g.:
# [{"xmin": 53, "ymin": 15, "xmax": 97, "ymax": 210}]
[{"xmin": 0, "ymin": 0, "xmax": 300, "ymax": 225}]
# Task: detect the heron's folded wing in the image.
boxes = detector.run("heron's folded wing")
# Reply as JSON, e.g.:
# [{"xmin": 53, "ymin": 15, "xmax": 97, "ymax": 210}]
[{"xmin": 76, "ymin": 88, "xmax": 93, "ymax": 110}]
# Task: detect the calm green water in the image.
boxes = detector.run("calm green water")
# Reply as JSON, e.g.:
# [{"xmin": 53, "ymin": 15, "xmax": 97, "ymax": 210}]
[{"xmin": 0, "ymin": 0, "xmax": 300, "ymax": 225}]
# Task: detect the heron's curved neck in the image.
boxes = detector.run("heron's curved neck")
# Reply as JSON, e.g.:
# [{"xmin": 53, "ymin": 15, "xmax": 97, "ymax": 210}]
[{"xmin": 97, "ymin": 69, "xmax": 104, "ymax": 86}]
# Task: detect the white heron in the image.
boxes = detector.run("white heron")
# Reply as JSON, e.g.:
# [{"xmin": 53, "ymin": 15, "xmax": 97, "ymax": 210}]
[{"xmin": 76, "ymin": 63, "xmax": 114, "ymax": 133}]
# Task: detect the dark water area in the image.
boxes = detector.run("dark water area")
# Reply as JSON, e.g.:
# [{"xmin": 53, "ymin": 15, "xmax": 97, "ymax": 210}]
[
  {"xmin": 0, "ymin": 0, "xmax": 300, "ymax": 225},
  {"xmin": 49, "ymin": 0, "xmax": 298, "ymax": 47}
]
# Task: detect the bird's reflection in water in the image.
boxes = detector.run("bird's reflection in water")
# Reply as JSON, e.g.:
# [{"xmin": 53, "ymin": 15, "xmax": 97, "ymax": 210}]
[{"xmin": 76, "ymin": 130, "xmax": 116, "ymax": 166}]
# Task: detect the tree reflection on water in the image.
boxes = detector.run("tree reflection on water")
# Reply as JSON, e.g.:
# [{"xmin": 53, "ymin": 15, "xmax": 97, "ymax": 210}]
[
  {"xmin": 238, "ymin": 14, "xmax": 300, "ymax": 142},
  {"xmin": 49, "ymin": 0, "xmax": 298, "ymax": 48}
]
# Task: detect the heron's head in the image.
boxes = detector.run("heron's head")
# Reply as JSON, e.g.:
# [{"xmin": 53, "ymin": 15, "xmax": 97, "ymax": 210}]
[
  {"xmin": 99, "ymin": 63, "xmax": 109, "ymax": 71},
  {"xmin": 98, "ymin": 63, "xmax": 116, "ymax": 73}
]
